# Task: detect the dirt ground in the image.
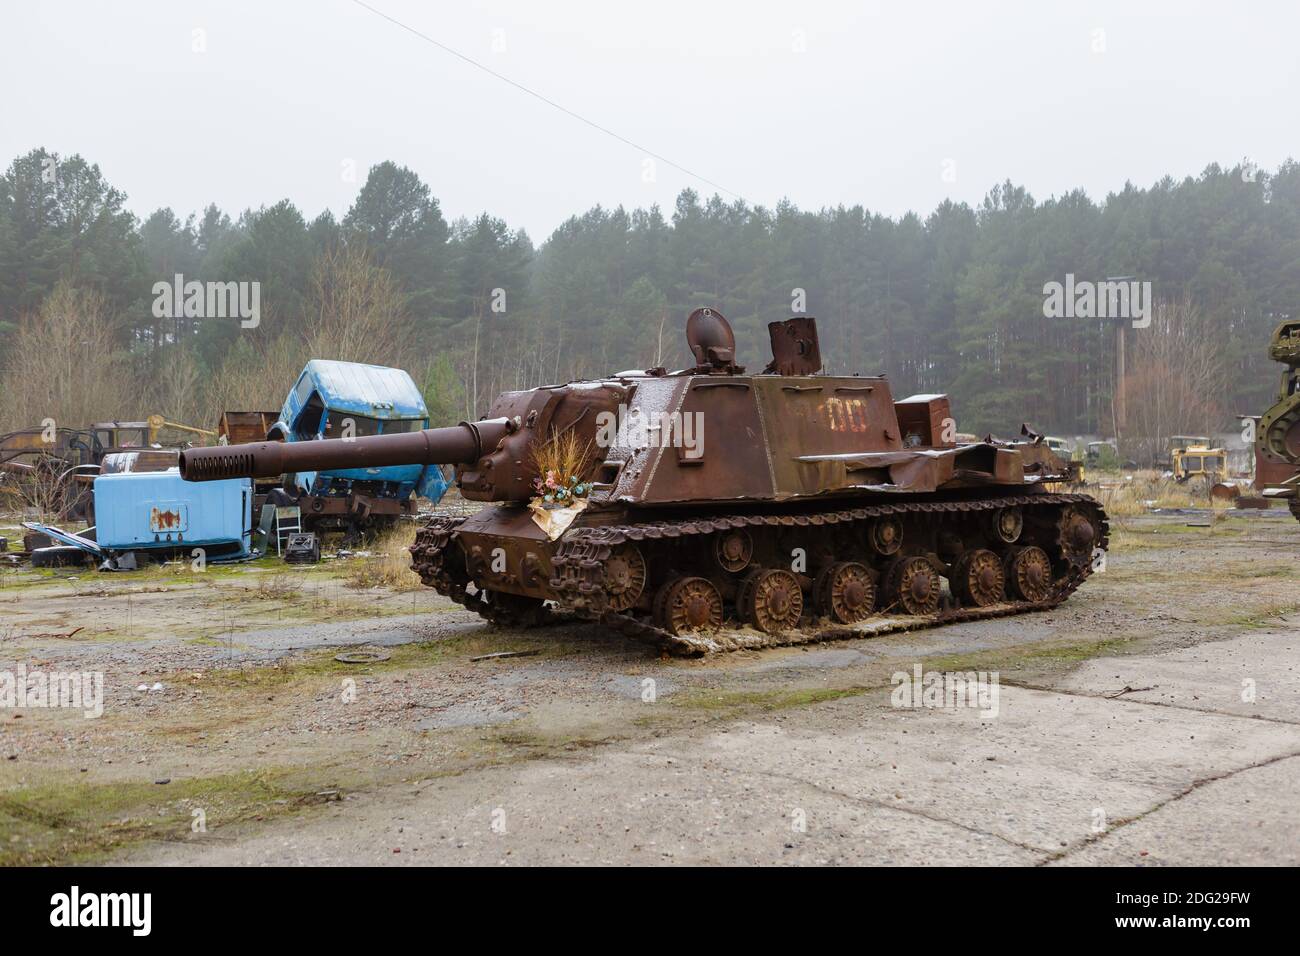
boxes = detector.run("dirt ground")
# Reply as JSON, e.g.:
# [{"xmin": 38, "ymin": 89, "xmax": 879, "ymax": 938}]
[{"xmin": 1, "ymin": 509, "xmax": 1297, "ymax": 866}]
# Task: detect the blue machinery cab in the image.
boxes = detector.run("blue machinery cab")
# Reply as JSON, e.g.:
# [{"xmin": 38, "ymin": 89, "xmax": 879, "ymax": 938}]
[{"xmin": 267, "ymin": 360, "xmax": 450, "ymax": 532}]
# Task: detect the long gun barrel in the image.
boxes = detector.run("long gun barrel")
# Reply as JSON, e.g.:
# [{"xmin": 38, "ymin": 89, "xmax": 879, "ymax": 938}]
[{"xmin": 179, "ymin": 418, "xmax": 513, "ymax": 482}]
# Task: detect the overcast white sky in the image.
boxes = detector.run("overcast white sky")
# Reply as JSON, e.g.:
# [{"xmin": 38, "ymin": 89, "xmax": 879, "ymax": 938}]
[{"xmin": 5, "ymin": 1, "xmax": 1296, "ymax": 240}]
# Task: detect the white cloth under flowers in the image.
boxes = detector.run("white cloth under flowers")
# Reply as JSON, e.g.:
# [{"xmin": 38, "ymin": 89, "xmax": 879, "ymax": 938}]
[{"xmin": 529, "ymin": 498, "xmax": 588, "ymax": 540}]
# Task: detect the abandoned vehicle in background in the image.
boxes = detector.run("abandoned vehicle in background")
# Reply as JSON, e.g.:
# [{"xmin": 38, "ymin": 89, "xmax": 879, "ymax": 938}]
[
  {"xmin": 1, "ymin": 417, "xmax": 214, "ymax": 523},
  {"xmin": 1256, "ymin": 319, "xmax": 1300, "ymax": 521},
  {"xmin": 263, "ymin": 360, "xmax": 450, "ymax": 539},
  {"xmin": 180, "ymin": 308, "xmax": 1109, "ymax": 654},
  {"xmin": 1172, "ymin": 443, "xmax": 1229, "ymax": 485},
  {"xmin": 1158, "ymin": 434, "xmax": 1211, "ymax": 471}
]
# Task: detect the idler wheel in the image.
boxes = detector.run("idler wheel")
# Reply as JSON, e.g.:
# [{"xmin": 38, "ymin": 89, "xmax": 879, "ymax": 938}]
[
  {"xmin": 868, "ymin": 517, "xmax": 903, "ymax": 556},
  {"xmin": 1004, "ymin": 545, "xmax": 1054, "ymax": 603},
  {"xmin": 990, "ymin": 507, "xmax": 1023, "ymax": 544},
  {"xmin": 739, "ymin": 568, "xmax": 804, "ymax": 633},
  {"xmin": 1056, "ymin": 506, "xmax": 1097, "ymax": 563},
  {"xmin": 814, "ymin": 561, "xmax": 876, "ymax": 624},
  {"xmin": 604, "ymin": 544, "xmax": 647, "ymax": 612},
  {"xmin": 713, "ymin": 528, "xmax": 754, "ymax": 573},
  {"xmin": 653, "ymin": 576, "xmax": 723, "ymax": 635},
  {"xmin": 885, "ymin": 556, "xmax": 940, "ymax": 615},
  {"xmin": 951, "ymin": 548, "xmax": 1006, "ymax": 607}
]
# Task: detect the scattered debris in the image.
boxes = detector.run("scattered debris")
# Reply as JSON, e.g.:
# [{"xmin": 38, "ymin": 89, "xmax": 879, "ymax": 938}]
[
  {"xmin": 470, "ymin": 650, "xmax": 542, "ymax": 663},
  {"xmin": 334, "ymin": 649, "xmax": 391, "ymax": 664},
  {"xmin": 20, "ymin": 627, "xmax": 85, "ymax": 641},
  {"xmin": 283, "ymin": 532, "xmax": 321, "ymax": 564},
  {"xmin": 1235, "ymin": 495, "xmax": 1273, "ymax": 509}
]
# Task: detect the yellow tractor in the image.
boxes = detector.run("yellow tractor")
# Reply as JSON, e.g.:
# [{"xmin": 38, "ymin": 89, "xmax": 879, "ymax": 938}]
[{"xmin": 1172, "ymin": 443, "xmax": 1228, "ymax": 485}]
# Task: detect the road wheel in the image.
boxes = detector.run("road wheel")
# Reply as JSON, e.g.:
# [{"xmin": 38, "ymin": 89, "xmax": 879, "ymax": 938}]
[
  {"xmin": 951, "ymin": 548, "xmax": 1006, "ymax": 607},
  {"xmin": 814, "ymin": 561, "xmax": 875, "ymax": 624},
  {"xmin": 885, "ymin": 556, "xmax": 940, "ymax": 615},
  {"xmin": 739, "ymin": 568, "xmax": 803, "ymax": 633},
  {"xmin": 1004, "ymin": 545, "xmax": 1053, "ymax": 603},
  {"xmin": 653, "ymin": 576, "xmax": 723, "ymax": 635}
]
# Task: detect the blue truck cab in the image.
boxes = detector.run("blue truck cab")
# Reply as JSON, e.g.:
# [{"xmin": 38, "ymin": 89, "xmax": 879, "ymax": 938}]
[{"xmin": 267, "ymin": 361, "xmax": 448, "ymax": 526}]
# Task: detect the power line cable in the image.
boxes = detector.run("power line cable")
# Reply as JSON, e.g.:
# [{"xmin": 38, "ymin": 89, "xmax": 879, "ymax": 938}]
[{"xmin": 348, "ymin": 0, "xmax": 744, "ymax": 200}]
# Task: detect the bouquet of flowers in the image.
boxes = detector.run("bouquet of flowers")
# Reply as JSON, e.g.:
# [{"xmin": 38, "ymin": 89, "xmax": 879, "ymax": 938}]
[{"xmin": 529, "ymin": 429, "xmax": 595, "ymax": 506}]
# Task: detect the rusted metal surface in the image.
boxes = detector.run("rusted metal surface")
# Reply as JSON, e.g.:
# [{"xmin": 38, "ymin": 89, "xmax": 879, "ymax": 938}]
[
  {"xmin": 764, "ymin": 317, "xmax": 822, "ymax": 376},
  {"xmin": 0, "ymin": 427, "xmax": 96, "ymax": 469},
  {"xmin": 218, "ymin": 410, "xmax": 278, "ymax": 446},
  {"xmin": 100, "ymin": 450, "xmax": 179, "ymax": 474},
  {"xmin": 148, "ymin": 505, "xmax": 187, "ymax": 532},
  {"xmin": 1210, "ymin": 482, "xmax": 1241, "ymax": 501},
  {"xmin": 186, "ymin": 307, "xmax": 1106, "ymax": 652},
  {"xmin": 686, "ymin": 306, "xmax": 740, "ymax": 372},
  {"xmin": 1256, "ymin": 320, "xmax": 1300, "ymax": 522},
  {"xmin": 180, "ymin": 419, "xmax": 514, "ymax": 482},
  {"xmin": 0, "ymin": 427, "xmax": 102, "ymax": 521}
]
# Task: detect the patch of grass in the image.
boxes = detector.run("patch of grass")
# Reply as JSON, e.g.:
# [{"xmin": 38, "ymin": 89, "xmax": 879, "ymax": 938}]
[
  {"xmin": 253, "ymin": 573, "xmax": 302, "ymax": 601},
  {"xmin": 673, "ymin": 685, "xmax": 868, "ymax": 714},
  {"xmin": 1091, "ymin": 471, "xmax": 1234, "ymax": 518},
  {"xmin": 1221, "ymin": 602, "xmax": 1300, "ymax": 629},
  {"xmin": 181, "ymin": 632, "xmax": 579, "ymax": 694},
  {"xmin": 0, "ymin": 767, "xmax": 344, "ymax": 865},
  {"xmin": 1105, "ymin": 524, "xmax": 1176, "ymax": 545},
  {"xmin": 341, "ymin": 523, "xmax": 423, "ymax": 592},
  {"xmin": 922, "ymin": 636, "xmax": 1142, "ymax": 676},
  {"xmin": 184, "ymin": 635, "xmax": 233, "ymax": 647},
  {"xmin": 1242, "ymin": 565, "xmax": 1300, "ymax": 579},
  {"xmin": 1159, "ymin": 561, "xmax": 1300, "ymax": 584},
  {"xmin": 1103, "ymin": 515, "xmax": 1256, "ymax": 553},
  {"xmin": 488, "ymin": 726, "xmax": 621, "ymax": 754}
]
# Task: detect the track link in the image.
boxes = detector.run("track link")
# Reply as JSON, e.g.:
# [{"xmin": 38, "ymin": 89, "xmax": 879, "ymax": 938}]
[
  {"xmin": 410, "ymin": 515, "xmax": 557, "ymax": 627},
  {"xmin": 551, "ymin": 493, "xmax": 1108, "ymax": 655},
  {"xmin": 411, "ymin": 494, "xmax": 1108, "ymax": 655}
]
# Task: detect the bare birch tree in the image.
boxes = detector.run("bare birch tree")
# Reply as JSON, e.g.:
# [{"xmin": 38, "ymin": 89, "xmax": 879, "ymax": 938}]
[
  {"xmin": 0, "ymin": 281, "xmax": 129, "ymax": 432},
  {"xmin": 1122, "ymin": 295, "xmax": 1230, "ymax": 466}
]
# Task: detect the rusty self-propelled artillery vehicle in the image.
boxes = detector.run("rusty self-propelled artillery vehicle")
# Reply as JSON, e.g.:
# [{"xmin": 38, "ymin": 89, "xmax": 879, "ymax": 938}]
[
  {"xmin": 1256, "ymin": 319, "xmax": 1300, "ymax": 522},
  {"xmin": 179, "ymin": 309, "xmax": 1108, "ymax": 653}
]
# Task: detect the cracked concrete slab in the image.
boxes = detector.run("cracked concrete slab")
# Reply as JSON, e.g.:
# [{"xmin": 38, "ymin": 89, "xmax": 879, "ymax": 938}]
[
  {"xmin": 118, "ymin": 666, "xmax": 1300, "ymax": 865},
  {"xmin": 636, "ymin": 681, "xmax": 1300, "ymax": 858},
  {"xmin": 1049, "ymin": 753, "xmax": 1300, "ymax": 866},
  {"xmin": 117, "ymin": 736, "xmax": 1039, "ymax": 866},
  {"xmin": 1046, "ymin": 620, "xmax": 1300, "ymax": 724}
]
